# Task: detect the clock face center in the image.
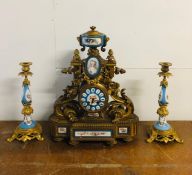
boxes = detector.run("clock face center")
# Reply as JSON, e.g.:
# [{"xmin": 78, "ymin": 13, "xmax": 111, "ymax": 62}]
[{"xmin": 87, "ymin": 93, "xmax": 99, "ymax": 106}]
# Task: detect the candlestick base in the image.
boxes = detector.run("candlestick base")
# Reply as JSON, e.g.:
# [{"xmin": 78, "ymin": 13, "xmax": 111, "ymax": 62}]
[
  {"xmin": 146, "ymin": 126, "xmax": 183, "ymax": 143},
  {"xmin": 7, "ymin": 122, "xmax": 44, "ymax": 142}
]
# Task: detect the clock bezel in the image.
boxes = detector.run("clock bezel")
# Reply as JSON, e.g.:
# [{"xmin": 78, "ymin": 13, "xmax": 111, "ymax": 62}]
[{"xmin": 78, "ymin": 84, "xmax": 109, "ymax": 113}]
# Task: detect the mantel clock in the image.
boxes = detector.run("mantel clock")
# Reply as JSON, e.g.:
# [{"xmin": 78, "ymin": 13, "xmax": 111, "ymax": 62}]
[{"xmin": 49, "ymin": 26, "xmax": 139, "ymax": 145}]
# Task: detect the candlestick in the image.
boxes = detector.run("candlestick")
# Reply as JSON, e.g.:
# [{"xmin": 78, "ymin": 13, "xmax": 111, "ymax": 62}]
[
  {"xmin": 147, "ymin": 62, "xmax": 183, "ymax": 143},
  {"xmin": 7, "ymin": 62, "xmax": 44, "ymax": 142}
]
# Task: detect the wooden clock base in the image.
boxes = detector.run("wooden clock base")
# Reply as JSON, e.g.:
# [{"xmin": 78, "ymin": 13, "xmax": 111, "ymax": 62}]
[{"xmin": 49, "ymin": 114, "xmax": 139, "ymax": 146}]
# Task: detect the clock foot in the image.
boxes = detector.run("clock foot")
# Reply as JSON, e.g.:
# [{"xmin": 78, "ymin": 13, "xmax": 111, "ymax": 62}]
[
  {"xmin": 123, "ymin": 136, "xmax": 134, "ymax": 142},
  {"xmin": 69, "ymin": 140, "xmax": 80, "ymax": 146},
  {"xmin": 105, "ymin": 139, "xmax": 117, "ymax": 146},
  {"xmin": 52, "ymin": 137, "xmax": 65, "ymax": 142}
]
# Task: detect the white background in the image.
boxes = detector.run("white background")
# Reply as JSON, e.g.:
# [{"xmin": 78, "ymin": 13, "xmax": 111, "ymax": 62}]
[{"xmin": 0, "ymin": 0, "xmax": 192, "ymax": 121}]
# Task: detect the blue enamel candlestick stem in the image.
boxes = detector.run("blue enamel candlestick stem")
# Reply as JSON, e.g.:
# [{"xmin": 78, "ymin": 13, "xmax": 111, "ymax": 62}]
[
  {"xmin": 147, "ymin": 62, "xmax": 183, "ymax": 143},
  {"xmin": 20, "ymin": 62, "xmax": 35, "ymax": 128},
  {"xmin": 7, "ymin": 62, "xmax": 44, "ymax": 142}
]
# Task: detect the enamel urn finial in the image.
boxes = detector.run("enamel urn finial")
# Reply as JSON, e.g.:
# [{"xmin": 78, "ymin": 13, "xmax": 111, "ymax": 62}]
[
  {"xmin": 78, "ymin": 26, "xmax": 109, "ymax": 52},
  {"xmin": 90, "ymin": 26, "xmax": 96, "ymax": 31}
]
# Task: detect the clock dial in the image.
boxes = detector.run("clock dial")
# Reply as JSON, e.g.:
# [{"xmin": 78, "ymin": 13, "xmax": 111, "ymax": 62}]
[{"xmin": 79, "ymin": 85, "xmax": 108, "ymax": 112}]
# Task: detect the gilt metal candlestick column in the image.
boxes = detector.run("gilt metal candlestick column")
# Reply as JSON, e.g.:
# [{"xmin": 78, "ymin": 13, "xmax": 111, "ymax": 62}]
[
  {"xmin": 147, "ymin": 62, "xmax": 183, "ymax": 143},
  {"xmin": 7, "ymin": 62, "xmax": 44, "ymax": 142}
]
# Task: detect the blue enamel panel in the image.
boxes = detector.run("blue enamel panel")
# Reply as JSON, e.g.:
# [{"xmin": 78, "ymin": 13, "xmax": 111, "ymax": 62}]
[
  {"xmin": 21, "ymin": 84, "xmax": 32, "ymax": 105},
  {"xmin": 19, "ymin": 120, "xmax": 36, "ymax": 129},
  {"xmin": 159, "ymin": 85, "xmax": 168, "ymax": 105},
  {"xmin": 80, "ymin": 35, "xmax": 106, "ymax": 48},
  {"xmin": 154, "ymin": 121, "xmax": 171, "ymax": 131}
]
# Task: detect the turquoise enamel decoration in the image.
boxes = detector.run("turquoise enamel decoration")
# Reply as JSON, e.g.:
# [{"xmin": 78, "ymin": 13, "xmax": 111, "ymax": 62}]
[
  {"xmin": 22, "ymin": 84, "xmax": 32, "ymax": 105},
  {"xmin": 79, "ymin": 85, "xmax": 108, "ymax": 113},
  {"xmin": 159, "ymin": 83, "xmax": 168, "ymax": 105},
  {"xmin": 78, "ymin": 26, "xmax": 109, "ymax": 52},
  {"xmin": 154, "ymin": 79, "xmax": 171, "ymax": 131}
]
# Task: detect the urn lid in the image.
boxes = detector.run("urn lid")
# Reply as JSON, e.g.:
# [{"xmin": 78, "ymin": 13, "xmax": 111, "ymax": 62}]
[{"xmin": 82, "ymin": 26, "xmax": 104, "ymax": 37}]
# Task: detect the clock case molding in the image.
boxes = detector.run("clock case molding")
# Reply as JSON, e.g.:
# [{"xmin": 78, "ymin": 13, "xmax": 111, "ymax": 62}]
[{"xmin": 49, "ymin": 27, "xmax": 139, "ymax": 146}]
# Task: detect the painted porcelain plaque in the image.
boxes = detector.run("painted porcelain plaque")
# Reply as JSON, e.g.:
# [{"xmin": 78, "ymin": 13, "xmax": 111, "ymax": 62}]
[
  {"xmin": 84, "ymin": 56, "xmax": 101, "ymax": 78},
  {"xmin": 81, "ymin": 37, "xmax": 103, "ymax": 47}
]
